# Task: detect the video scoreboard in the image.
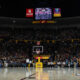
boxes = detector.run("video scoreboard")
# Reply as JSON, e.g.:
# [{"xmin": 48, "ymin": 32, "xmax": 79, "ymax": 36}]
[
  {"xmin": 26, "ymin": 8, "xmax": 61, "ymax": 23},
  {"xmin": 35, "ymin": 8, "xmax": 52, "ymax": 20}
]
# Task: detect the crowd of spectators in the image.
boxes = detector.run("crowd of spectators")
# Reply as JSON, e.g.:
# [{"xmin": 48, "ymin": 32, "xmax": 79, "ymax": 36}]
[{"xmin": 0, "ymin": 27, "xmax": 80, "ymax": 67}]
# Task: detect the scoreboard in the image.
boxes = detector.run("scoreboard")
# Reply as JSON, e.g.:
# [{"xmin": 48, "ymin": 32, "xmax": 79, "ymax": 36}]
[
  {"xmin": 26, "ymin": 8, "xmax": 61, "ymax": 23},
  {"xmin": 35, "ymin": 8, "xmax": 52, "ymax": 20}
]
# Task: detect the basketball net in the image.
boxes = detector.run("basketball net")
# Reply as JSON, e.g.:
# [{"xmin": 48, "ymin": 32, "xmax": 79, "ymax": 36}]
[{"xmin": 36, "ymin": 49, "xmax": 40, "ymax": 54}]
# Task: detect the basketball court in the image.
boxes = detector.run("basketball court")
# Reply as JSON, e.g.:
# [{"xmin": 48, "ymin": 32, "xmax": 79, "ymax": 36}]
[
  {"xmin": 0, "ymin": 1, "xmax": 80, "ymax": 80},
  {"xmin": 0, "ymin": 68, "xmax": 80, "ymax": 80}
]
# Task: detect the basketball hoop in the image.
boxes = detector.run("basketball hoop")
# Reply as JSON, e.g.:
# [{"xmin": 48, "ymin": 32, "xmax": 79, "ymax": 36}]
[{"xmin": 36, "ymin": 49, "xmax": 40, "ymax": 54}]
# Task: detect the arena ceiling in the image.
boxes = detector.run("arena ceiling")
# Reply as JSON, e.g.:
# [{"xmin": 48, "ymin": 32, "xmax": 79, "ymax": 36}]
[
  {"xmin": 0, "ymin": 0, "xmax": 80, "ymax": 29},
  {"xmin": 0, "ymin": 0, "xmax": 80, "ymax": 18},
  {"xmin": 0, "ymin": 17, "xmax": 80, "ymax": 29}
]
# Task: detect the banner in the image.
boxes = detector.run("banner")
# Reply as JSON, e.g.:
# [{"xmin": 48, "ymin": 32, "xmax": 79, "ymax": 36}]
[
  {"xmin": 26, "ymin": 8, "xmax": 33, "ymax": 17},
  {"xmin": 54, "ymin": 8, "xmax": 61, "ymax": 17}
]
